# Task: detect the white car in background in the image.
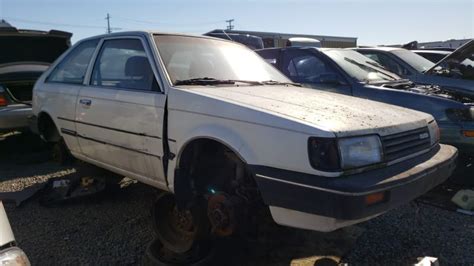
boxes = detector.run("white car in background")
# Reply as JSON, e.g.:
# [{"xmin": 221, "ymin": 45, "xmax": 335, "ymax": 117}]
[
  {"xmin": 31, "ymin": 31, "xmax": 457, "ymax": 254},
  {"xmin": 0, "ymin": 202, "xmax": 30, "ymax": 265}
]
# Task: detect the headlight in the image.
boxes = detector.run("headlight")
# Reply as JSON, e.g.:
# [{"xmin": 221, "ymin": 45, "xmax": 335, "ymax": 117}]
[
  {"xmin": 427, "ymin": 120, "xmax": 440, "ymax": 145},
  {"xmin": 446, "ymin": 108, "xmax": 474, "ymax": 122},
  {"xmin": 0, "ymin": 247, "xmax": 30, "ymax": 266},
  {"xmin": 308, "ymin": 135, "xmax": 383, "ymax": 171},
  {"xmin": 338, "ymin": 135, "xmax": 383, "ymax": 169}
]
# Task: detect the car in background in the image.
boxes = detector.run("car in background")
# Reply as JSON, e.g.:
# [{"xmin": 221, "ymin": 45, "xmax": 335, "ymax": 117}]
[
  {"xmin": 286, "ymin": 37, "xmax": 321, "ymax": 48},
  {"xmin": 0, "ymin": 25, "xmax": 71, "ymax": 133},
  {"xmin": 0, "ymin": 201, "xmax": 30, "ymax": 265},
  {"xmin": 353, "ymin": 40, "xmax": 474, "ymax": 98},
  {"xmin": 256, "ymin": 47, "xmax": 474, "ymax": 171},
  {"xmin": 412, "ymin": 50, "xmax": 450, "ymax": 63}
]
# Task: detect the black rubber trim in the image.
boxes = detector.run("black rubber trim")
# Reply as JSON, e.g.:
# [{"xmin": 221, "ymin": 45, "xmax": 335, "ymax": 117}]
[
  {"xmin": 60, "ymin": 128, "xmax": 161, "ymax": 159},
  {"xmin": 57, "ymin": 117, "xmax": 162, "ymax": 139},
  {"xmin": 60, "ymin": 128, "xmax": 76, "ymax": 136},
  {"xmin": 250, "ymin": 145, "xmax": 457, "ymax": 220}
]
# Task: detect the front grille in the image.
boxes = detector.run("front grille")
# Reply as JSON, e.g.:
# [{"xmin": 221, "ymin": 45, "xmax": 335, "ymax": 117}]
[{"xmin": 381, "ymin": 127, "xmax": 431, "ymax": 162}]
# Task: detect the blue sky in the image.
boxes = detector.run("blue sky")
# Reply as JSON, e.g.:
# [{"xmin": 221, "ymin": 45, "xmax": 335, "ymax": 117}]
[{"xmin": 0, "ymin": 0, "xmax": 472, "ymax": 45}]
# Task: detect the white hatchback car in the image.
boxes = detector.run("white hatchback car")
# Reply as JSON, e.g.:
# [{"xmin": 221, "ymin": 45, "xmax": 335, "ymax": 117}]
[{"xmin": 31, "ymin": 31, "xmax": 457, "ymax": 253}]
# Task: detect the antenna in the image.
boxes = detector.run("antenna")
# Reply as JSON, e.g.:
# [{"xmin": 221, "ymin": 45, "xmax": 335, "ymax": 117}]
[{"xmin": 225, "ymin": 19, "xmax": 234, "ymax": 30}]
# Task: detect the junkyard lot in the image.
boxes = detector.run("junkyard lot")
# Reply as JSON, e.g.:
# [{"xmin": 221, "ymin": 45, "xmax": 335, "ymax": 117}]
[{"xmin": 1, "ymin": 133, "xmax": 473, "ymax": 265}]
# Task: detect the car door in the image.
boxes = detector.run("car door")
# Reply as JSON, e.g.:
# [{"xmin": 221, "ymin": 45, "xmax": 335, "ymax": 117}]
[
  {"xmin": 76, "ymin": 37, "xmax": 167, "ymax": 187},
  {"xmin": 280, "ymin": 49, "xmax": 351, "ymax": 95},
  {"xmin": 43, "ymin": 38, "xmax": 100, "ymax": 155}
]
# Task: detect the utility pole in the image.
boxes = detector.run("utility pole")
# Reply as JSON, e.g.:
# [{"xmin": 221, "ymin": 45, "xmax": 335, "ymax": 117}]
[
  {"xmin": 225, "ymin": 19, "xmax": 234, "ymax": 30},
  {"xmin": 105, "ymin": 13, "xmax": 111, "ymax": 34}
]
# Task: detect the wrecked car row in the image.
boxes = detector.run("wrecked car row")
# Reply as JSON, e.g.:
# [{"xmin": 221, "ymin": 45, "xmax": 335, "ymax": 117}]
[
  {"xmin": 0, "ymin": 20, "xmax": 471, "ymax": 263},
  {"xmin": 256, "ymin": 44, "xmax": 474, "ymax": 168},
  {"xmin": 25, "ymin": 31, "xmax": 460, "ymax": 261}
]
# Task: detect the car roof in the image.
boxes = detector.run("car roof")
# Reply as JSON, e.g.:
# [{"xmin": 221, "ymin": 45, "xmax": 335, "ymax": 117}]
[
  {"xmin": 257, "ymin": 46, "xmax": 326, "ymax": 52},
  {"xmin": 354, "ymin": 46, "xmax": 403, "ymax": 52},
  {"xmin": 77, "ymin": 30, "xmax": 236, "ymax": 45},
  {"xmin": 411, "ymin": 50, "xmax": 451, "ymax": 55}
]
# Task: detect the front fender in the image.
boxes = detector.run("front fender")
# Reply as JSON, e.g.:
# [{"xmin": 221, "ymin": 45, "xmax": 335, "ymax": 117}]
[{"xmin": 176, "ymin": 124, "xmax": 257, "ymax": 165}]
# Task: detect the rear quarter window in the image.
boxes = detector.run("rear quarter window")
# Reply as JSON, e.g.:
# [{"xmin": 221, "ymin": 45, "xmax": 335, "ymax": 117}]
[{"xmin": 47, "ymin": 39, "xmax": 99, "ymax": 84}]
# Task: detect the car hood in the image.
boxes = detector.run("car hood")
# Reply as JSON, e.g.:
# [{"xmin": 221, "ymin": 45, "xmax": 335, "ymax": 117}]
[
  {"xmin": 183, "ymin": 85, "xmax": 432, "ymax": 137},
  {"xmin": 0, "ymin": 202, "xmax": 15, "ymax": 247},
  {"xmin": 426, "ymin": 39, "xmax": 474, "ymax": 74},
  {"xmin": 376, "ymin": 80, "xmax": 474, "ymax": 104}
]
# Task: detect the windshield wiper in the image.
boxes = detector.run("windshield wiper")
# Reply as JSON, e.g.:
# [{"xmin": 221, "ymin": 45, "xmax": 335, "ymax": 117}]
[
  {"xmin": 364, "ymin": 61, "xmax": 400, "ymax": 79},
  {"xmin": 175, "ymin": 77, "xmax": 234, "ymax": 85},
  {"xmin": 260, "ymin": 80, "xmax": 302, "ymax": 87},
  {"xmin": 175, "ymin": 77, "xmax": 264, "ymax": 86},
  {"xmin": 343, "ymin": 57, "xmax": 397, "ymax": 83}
]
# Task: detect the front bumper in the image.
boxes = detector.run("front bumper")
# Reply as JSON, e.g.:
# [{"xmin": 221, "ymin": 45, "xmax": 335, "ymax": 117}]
[
  {"xmin": 252, "ymin": 144, "xmax": 457, "ymax": 232},
  {"xmin": 0, "ymin": 104, "xmax": 31, "ymax": 133}
]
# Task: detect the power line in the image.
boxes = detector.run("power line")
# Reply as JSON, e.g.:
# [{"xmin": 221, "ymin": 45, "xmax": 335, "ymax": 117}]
[{"xmin": 113, "ymin": 16, "xmax": 225, "ymax": 27}]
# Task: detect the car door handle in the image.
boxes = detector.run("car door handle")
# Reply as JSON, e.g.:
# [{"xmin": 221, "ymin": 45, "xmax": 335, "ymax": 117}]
[{"xmin": 79, "ymin": 99, "xmax": 92, "ymax": 107}]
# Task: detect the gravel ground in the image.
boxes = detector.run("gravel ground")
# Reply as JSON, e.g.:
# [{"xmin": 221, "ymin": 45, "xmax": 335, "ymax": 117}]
[{"xmin": 1, "ymin": 132, "xmax": 473, "ymax": 265}]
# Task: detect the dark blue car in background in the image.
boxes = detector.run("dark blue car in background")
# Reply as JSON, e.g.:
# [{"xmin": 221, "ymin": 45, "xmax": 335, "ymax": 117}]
[{"xmin": 257, "ymin": 47, "xmax": 474, "ymax": 183}]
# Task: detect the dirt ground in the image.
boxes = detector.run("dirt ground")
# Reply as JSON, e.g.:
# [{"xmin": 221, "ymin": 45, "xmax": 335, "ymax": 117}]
[{"xmin": 1, "ymin": 132, "xmax": 473, "ymax": 265}]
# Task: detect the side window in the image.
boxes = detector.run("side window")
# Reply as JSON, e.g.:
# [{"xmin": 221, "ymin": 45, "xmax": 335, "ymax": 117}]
[
  {"xmin": 91, "ymin": 39, "xmax": 159, "ymax": 91},
  {"xmin": 256, "ymin": 50, "xmax": 279, "ymax": 67},
  {"xmin": 47, "ymin": 39, "xmax": 99, "ymax": 84},
  {"xmin": 283, "ymin": 52, "xmax": 339, "ymax": 83}
]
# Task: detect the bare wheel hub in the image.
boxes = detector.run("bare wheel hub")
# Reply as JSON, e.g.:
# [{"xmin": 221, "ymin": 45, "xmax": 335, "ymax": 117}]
[{"xmin": 207, "ymin": 194, "xmax": 237, "ymax": 236}]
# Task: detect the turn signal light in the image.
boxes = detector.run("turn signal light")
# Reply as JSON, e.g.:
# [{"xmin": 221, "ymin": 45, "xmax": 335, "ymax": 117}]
[
  {"xmin": 365, "ymin": 192, "xmax": 386, "ymax": 206},
  {"xmin": 0, "ymin": 95, "xmax": 7, "ymax": 107},
  {"xmin": 463, "ymin": 130, "xmax": 474, "ymax": 138}
]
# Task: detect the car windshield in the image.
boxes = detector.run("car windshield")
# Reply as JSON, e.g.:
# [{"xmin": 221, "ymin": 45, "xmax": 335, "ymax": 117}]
[
  {"xmin": 153, "ymin": 35, "xmax": 290, "ymax": 86},
  {"xmin": 323, "ymin": 49, "xmax": 401, "ymax": 83},
  {"xmin": 391, "ymin": 49, "xmax": 435, "ymax": 73}
]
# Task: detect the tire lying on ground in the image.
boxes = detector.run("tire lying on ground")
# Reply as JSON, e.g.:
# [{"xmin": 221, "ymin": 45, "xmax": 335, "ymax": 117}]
[{"xmin": 143, "ymin": 238, "xmax": 215, "ymax": 266}]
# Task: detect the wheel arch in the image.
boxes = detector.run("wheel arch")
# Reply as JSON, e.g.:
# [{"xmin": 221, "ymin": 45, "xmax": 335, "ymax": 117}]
[
  {"xmin": 172, "ymin": 129, "xmax": 258, "ymax": 209},
  {"xmin": 176, "ymin": 136, "xmax": 248, "ymax": 168},
  {"xmin": 37, "ymin": 110, "xmax": 60, "ymax": 142}
]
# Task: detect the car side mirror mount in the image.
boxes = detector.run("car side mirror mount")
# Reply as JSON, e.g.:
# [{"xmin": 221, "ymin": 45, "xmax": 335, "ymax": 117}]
[{"xmin": 319, "ymin": 73, "xmax": 343, "ymax": 85}]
